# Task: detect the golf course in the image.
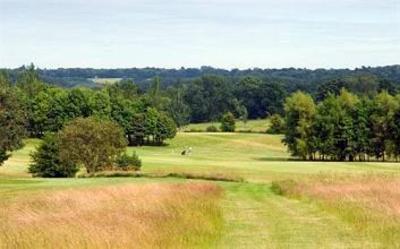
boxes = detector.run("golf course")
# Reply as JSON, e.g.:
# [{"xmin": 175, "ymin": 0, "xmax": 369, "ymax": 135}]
[{"xmin": 1, "ymin": 122, "xmax": 400, "ymax": 249}]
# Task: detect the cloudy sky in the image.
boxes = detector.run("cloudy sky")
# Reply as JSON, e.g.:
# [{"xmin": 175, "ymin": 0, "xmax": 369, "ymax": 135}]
[{"xmin": 0, "ymin": 0, "xmax": 399, "ymax": 69}]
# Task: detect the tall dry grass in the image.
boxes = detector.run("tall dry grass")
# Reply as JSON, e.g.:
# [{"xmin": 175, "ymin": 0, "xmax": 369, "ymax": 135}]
[
  {"xmin": 0, "ymin": 183, "xmax": 223, "ymax": 249},
  {"xmin": 272, "ymin": 174, "xmax": 400, "ymax": 248}
]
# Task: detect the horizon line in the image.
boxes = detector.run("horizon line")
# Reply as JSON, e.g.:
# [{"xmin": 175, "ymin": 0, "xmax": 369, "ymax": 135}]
[{"xmin": 2, "ymin": 64, "xmax": 399, "ymax": 71}]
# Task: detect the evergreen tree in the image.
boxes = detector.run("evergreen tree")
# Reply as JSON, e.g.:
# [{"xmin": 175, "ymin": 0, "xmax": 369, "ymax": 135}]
[{"xmin": 29, "ymin": 134, "xmax": 78, "ymax": 177}]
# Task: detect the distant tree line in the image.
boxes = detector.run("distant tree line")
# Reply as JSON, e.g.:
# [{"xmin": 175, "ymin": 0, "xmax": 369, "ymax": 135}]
[
  {"xmin": 3, "ymin": 64, "xmax": 399, "ymax": 123},
  {"xmin": 283, "ymin": 89, "xmax": 400, "ymax": 161},
  {"xmin": 3, "ymin": 65, "xmax": 399, "ymax": 90}
]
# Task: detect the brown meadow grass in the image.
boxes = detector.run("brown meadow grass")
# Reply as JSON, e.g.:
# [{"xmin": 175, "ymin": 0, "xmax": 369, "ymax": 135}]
[
  {"xmin": 0, "ymin": 182, "xmax": 223, "ymax": 249},
  {"xmin": 272, "ymin": 174, "xmax": 400, "ymax": 248}
]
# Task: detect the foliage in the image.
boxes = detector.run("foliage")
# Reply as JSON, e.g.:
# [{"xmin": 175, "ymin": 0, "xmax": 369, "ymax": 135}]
[
  {"xmin": 166, "ymin": 87, "xmax": 191, "ymax": 127},
  {"xmin": 114, "ymin": 152, "xmax": 142, "ymax": 171},
  {"xmin": 29, "ymin": 134, "xmax": 78, "ymax": 177},
  {"xmin": 59, "ymin": 117, "xmax": 127, "ymax": 174},
  {"xmin": 5, "ymin": 65, "xmax": 400, "ymax": 140},
  {"xmin": 282, "ymin": 91, "xmax": 316, "ymax": 160},
  {"xmin": 0, "ymin": 74, "xmax": 26, "ymax": 165},
  {"xmin": 283, "ymin": 89, "xmax": 400, "ymax": 161},
  {"xmin": 206, "ymin": 125, "xmax": 219, "ymax": 132},
  {"xmin": 267, "ymin": 114, "xmax": 285, "ymax": 134},
  {"xmin": 220, "ymin": 112, "xmax": 236, "ymax": 132},
  {"xmin": 128, "ymin": 108, "xmax": 176, "ymax": 145},
  {"xmin": 184, "ymin": 76, "xmax": 239, "ymax": 122}
]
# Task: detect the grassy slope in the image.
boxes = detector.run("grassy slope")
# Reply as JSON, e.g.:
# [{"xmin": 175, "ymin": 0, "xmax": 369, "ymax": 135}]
[{"xmin": 2, "ymin": 132, "xmax": 400, "ymax": 248}]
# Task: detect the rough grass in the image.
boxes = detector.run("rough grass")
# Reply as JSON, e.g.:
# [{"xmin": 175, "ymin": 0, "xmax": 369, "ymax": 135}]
[
  {"xmin": 0, "ymin": 182, "xmax": 223, "ymax": 249},
  {"xmin": 272, "ymin": 174, "xmax": 400, "ymax": 248}
]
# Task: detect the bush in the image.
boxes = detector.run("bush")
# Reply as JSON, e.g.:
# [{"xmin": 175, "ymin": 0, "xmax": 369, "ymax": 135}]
[
  {"xmin": 220, "ymin": 112, "xmax": 236, "ymax": 132},
  {"xmin": 267, "ymin": 114, "xmax": 285, "ymax": 134},
  {"xmin": 206, "ymin": 125, "xmax": 219, "ymax": 132},
  {"xmin": 115, "ymin": 152, "xmax": 142, "ymax": 171},
  {"xmin": 29, "ymin": 134, "xmax": 78, "ymax": 177}
]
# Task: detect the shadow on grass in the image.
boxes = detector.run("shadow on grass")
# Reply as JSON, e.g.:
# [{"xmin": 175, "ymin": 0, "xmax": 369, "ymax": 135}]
[
  {"xmin": 78, "ymin": 171, "xmax": 245, "ymax": 182},
  {"xmin": 253, "ymin": 157, "xmax": 292, "ymax": 162},
  {"xmin": 254, "ymin": 157, "xmax": 400, "ymax": 163}
]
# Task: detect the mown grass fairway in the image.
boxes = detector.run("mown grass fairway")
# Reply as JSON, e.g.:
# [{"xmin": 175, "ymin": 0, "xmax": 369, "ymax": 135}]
[{"xmin": 1, "ymin": 132, "xmax": 400, "ymax": 248}]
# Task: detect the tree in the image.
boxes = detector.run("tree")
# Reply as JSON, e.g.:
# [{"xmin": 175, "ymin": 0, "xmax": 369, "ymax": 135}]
[
  {"xmin": 267, "ymin": 114, "xmax": 285, "ymax": 134},
  {"xmin": 185, "ymin": 75, "xmax": 238, "ymax": 122},
  {"xmin": 316, "ymin": 79, "xmax": 346, "ymax": 101},
  {"xmin": 0, "ymin": 80, "xmax": 26, "ymax": 165},
  {"xmin": 110, "ymin": 79, "xmax": 139, "ymax": 100},
  {"xmin": 370, "ymin": 91, "xmax": 398, "ymax": 161},
  {"xmin": 29, "ymin": 134, "xmax": 78, "ymax": 177},
  {"xmin": 16, "ymin": 64, "xmax": 47, "ymax": 137},
  {"xmin": 90, "ymin": 89, "xmax": 111, "ymax": 118},
  {"xmin": 238, "ymin": 105, "xmax": 248, "ymax": 125},
  {"xmin": 144, "ymin": 107, "xmax": 177, "ymax": 145},
  {"xmin": 220, "ymin": 112, "xmax": 236, "ymax": 132},
  {"xmin": 353, "ymin": 97, "xmax": 373, "ymax": 161},
  {"xmin": 235, "ymin": 77, "xmax": 286, "ymax": 118},
  {"xmin": 148, "ymin": 77, "xmax": 164, "ymax": 110},
  {"xmin": 155, "ymin": 111, "xmax": 177, "ymax": 144},
  {"xmin": 282, "ymin": 91, "xmax": 316, "ymax": 160},
  {"xmin": 59, "ymin": 117, "xmax": 127, "ymax": 174},
  {"xmin": 64, "ymin": 88, "xmax": 93, "ymax": 119},
  {"xmin": 166, "ymin": 87, "xmax": 190, "ymax": 128},
  {"xmin": 128, "ymin": 113, "xmax": 146, "ymax": 146}
]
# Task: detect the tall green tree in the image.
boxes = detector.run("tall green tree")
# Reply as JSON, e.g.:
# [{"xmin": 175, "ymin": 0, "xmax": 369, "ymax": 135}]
[
  {"xmin": 283, "ymin": 91, "xmax": 316, "ymax": 160},
  {"xmin": 166, "ymin": 87, "xmax": 190, "ymax": 128},
  {"xmin": 0, "ymin": 79, "xmax": 26, "ymax": 165},
  {"xmin": 370, "ymin": 91, "xmax": 398, "ymax": 161}
]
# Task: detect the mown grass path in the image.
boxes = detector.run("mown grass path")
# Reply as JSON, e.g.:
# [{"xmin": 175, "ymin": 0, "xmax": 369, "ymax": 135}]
[{"xmin": 218, "ymin": 182, "xmax": 375, "ymax": 249}]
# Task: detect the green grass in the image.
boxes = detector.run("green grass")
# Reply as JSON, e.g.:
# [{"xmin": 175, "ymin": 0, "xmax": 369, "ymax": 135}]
[
  {"xmin": 2, "ymin": 132, "xmax": 400, "ymax": 248},
  {"xmin": 183, "ymin": 119, "xmax": 270, "ymax": 133}
]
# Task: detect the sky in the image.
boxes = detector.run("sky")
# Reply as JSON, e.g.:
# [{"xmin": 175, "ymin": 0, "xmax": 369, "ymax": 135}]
[{"xmin": 0, "ymin": 0, "xmax": 399, "ymax": 69}]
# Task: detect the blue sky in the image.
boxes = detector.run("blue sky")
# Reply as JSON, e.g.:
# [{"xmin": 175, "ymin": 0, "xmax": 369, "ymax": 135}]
[{"xmin": 0, "ymin": 0, "xmax": 399, "ymax": 69}]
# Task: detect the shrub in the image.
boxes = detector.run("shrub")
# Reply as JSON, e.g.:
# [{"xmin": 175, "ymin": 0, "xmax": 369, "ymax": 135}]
[
  {"xmin": 267, "ymin": 114, "xmax": 285, "ymax": 134},
  {"xmin": 220, "ymin": 112, "xmax": 236, "ymax": 132},
  {"xmin": 206, "ymin": 125, "xmax": 219, "ymax": 132},
  {"xmin": 115, "ymin": 152, "xmax": 142, "ymax": 171},
  {"xmin": 29, "ymin": 134, "xmax": 78, "ymax": 177}
]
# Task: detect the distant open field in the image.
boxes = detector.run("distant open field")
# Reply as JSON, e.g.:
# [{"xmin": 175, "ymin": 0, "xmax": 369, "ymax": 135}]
[
  {"xmin": 89, "ymin": 78, "xmax": 122, "ymax": 84},
  {"xmin": 2, "ymin": 132, "xmax": 400, "ymax": 248},
  {"xmin": 183, "ymin": 119, "xmax": 270, "ymax": 133}
]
